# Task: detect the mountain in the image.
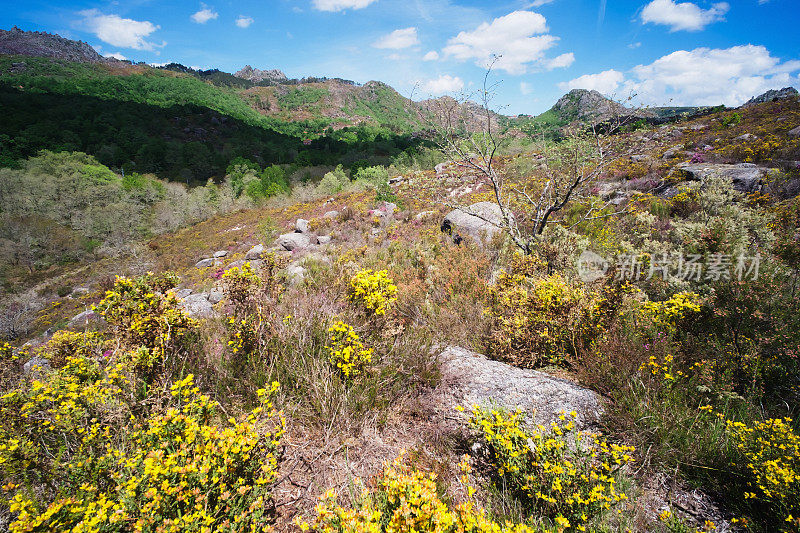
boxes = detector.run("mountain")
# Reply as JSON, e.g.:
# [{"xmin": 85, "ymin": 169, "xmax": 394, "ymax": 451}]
[
  {"xmin": 234, "ymin": 65, "xmax": 288, "ymax": 84},
  {"xmin": 0, "ymin": 26, "xmax": 104, "ymax": 63}
]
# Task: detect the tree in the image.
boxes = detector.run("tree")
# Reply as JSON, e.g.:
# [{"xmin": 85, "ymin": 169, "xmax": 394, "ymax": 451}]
[{"xmin": 420, "ymin": 61, "xmax": 630, "ymax": 254}]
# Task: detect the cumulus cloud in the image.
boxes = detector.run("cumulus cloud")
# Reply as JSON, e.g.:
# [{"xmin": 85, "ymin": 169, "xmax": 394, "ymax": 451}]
[
  {"xmin": 442, "ymin": 10, "xmax": 570, "ymax": 74},
  {"xmin": 529, "ymin": 0, "xmax": 556, "ymax": 5},
  {"xmin": 103, "ymin": 52, "xmax": 128, "ymax": 61},
  {"xmin": 372, "ymin": 27, "xmax": 419, "ymax": 49},
  {"xmin": 558, "ymin": 69, "xmax": 625, "ymax": 95},
  {"xmin": 421, "ymin": 74, "xmax": 464, "ymax": 95},
  {"xmin": 423, "ymin": 50, "xmax": 439, "ymax": 61},
  {"xmin": 546, "ymin": 52, "xmax": 575, "ymax": 69},
  {"xmin": 564, "ymin": 46, "xmax": 800, "ymax": 106},
  {"xmin": 191, "ymin": 4, "xmax": 218, "ymax": 24},
  {"xmin": 312, "ymin": 0, "xmax": 378, "ymax": 12},
  {"xmin": 78, "ymin": 10, "xmax": 164, "ymax": 51},
  {"xmin": 641, "ymin": 0, "xmax": 729, "ymax": 32},
  {"xmin": 235, "ymin": 16, "xmax": 254, "ymax": 28}
]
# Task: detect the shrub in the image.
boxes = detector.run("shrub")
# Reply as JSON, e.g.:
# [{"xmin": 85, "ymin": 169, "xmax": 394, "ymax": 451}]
[
  {"xmin": 298, "ymin": 453, "xmax": 540, "ymax": 533},
  {"xmin": 36, "ymin": 330, "xmax": 102, "ymax": 368},
  {"xmin": 727, "ymin": 417, "xmax": 800, "ymax": 526},
  {"xmin": 317, "ymin": 165, "xmax": 349, "ymax": 195},
  {"xmin": 3, "ymin": 374, "xmax": 284, "ymax": 532},
  {"xmin": 468, "ymin": 406, "xmax": 633, "ymax": 530},
  {"xmin": 348, "ymin": 269, "xmax": 398, "ymax": 316},
  {"xmin": 326, "ymin": 321, "xmax": 373, "ymax": 378},
  {"xmin": 484, "ymin": 256, "xmax": 584, "ymax": 367},
  {"xmin": 641, "ymin": 291, "xmax": 702, "ymax": 332},
  {"xmin": 93, "ymin": 272, "xmax": 196, "ymax": 371},
  {"xmin": 222, "ymin": 261, "xmax": 263, "ymax": 311}
]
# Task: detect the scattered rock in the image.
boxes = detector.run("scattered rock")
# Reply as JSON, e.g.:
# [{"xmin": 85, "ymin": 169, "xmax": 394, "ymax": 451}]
[
  {"xmin": 244, "ymin": 244, "xmax": 264, "ymax": 260},
  {"xmin": 276, "ymin": 232, "xmax": 314, "ymax": 251},
  {"xmin": 23, "ymin": 356, "xmax": 50, "ymax": 376},
  {"xmin": 68, "ymin": 309, "xmax": 102, "ymax": 328},
  {"xmin": 295, "ymin": 219, "xmax": 310, "ymax": 233},
  {"xmin": 287, "ymin": 263, "xmax": 307, "ymax": 284},
  {"xmin": 415, "ymin": 210, "xmax": 436, "ymax": 220},
  {"xmin": 436, "ymin": 346, "xmax": 602, "ymax": 429},
  {"xmin": 175, "ymin": 288, "xmax": 193, "ymax": 299},
  {"xmin": 674, "ymin": 162, "xmax": 773, "ymax": 193},
  {"xmin": 690, "ymin": 124, "xmax": 707, "ymax": 131},
  {"xmin": 442, "ymin": 201, "xmax": 505, "ymax": 245},
  {"xmin": 71, "ymin": 287, "xmax": 90, "ymax": 297},
  {"xmin": 213, "ymin": 250, "xmax": 228, "ymax": 258},
  {"xmin": 195, "ymin": 258, "xmax": 214, "ymax": 268},
  {"xmin": 388, "ymin": 176, "xmax": 404, "ymax": 185},
  {"xmin": 179, "ymin": 293, "xmax": 217, "ymax": 319},
  {"xmin": 323, "ymin": 210, "xmax": 339, "ymax": 219},
  {"xmin": 662, "ymin": 145, "xmax": 685, "ymax": 160},
  {"xmin": 735, "ymin": 133, "xmax": 756, "ymax": 141},
  {"xmin": 317, "ymin": 235, "xmax": 332, "ymax": 245},
  {"xmin": 225, "ymin": 259, "xmax": 247, "ymax": 271},
  {"xmin": 789, "ymin": 126, "xmax": 800, "ymax": 138},
  {"xmin": 207, "ymin": 288, "xmax": 224, "ymax": 305}
]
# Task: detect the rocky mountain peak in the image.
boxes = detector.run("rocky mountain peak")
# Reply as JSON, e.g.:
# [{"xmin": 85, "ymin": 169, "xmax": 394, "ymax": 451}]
[
  {"xmin": 741, "ymin": 87, "xmax": 799, "ymax": 108},
  {"xmin": 0, "ymin": 26, "xmax": 104, "ymax": 63},
  {"xmin": 234, "ymin": 65, "xmax": 288, "ymax": 83},
  {"xmin": 552, "ymin": 89, "xmax": 629, "ymax": 122}
]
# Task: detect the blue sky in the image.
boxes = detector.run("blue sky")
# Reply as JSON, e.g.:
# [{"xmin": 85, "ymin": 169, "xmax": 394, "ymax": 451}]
[{"xmin": 2, "ymin": 0, "xmax": 799, "ymax": 114}]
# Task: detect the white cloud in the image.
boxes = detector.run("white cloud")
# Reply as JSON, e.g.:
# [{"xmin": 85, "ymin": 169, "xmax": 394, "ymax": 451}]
[
  {"xmin": 372, "ymin": 27, "xmax": 419, "ymax": 49},
  {"xmin": 520, "ymin": 81, "xmax": 533, "ymax": 95},
  {"xmin": 442, "ymin": 10, "xmax": 570, "ymax": 74},
  {"xmin": 103, "ymin": 52, "xmax": 128, "ymax": 61},
  {"xmin": 558, "ymin": 69, "xmax": 625, "ymax": 95},
  {"xmin": 423, "ymin": 50, "xmax": 439, "ymax": 61},
  {"xmin": 191, "ymin": 4, "xmax": 218, "ymax": 24},
  {"xmin": 628, "ymin": 45, "xmax": 800, "ymax": 105},
  {"xmin": 566, "ymin": 46, "xmax": 800, "ymax": 106},
  {"xmin": 235, "ymin": 15, "xmax": 254, "ymax": 28},
  {"xmin": 421, "ymin": 74, "xmax": 464, "ymax": 95},
  {"xmin": 546, "ymin": 52, "xmax": 574, "ymax": 69},
  {"xmin": 529, "ymin": 0, "xmax": 556, "ymax": 5},
  {"xmin": 78, "ymin": 10, "xmax": 163, "ymax": 51},
  {"xmin": 641, "ymin": 0, "xmax": 729, "ymax": 32},
  {"xmin": 312, "ymin": 0, "xmax": 378, "ymax": 12}
]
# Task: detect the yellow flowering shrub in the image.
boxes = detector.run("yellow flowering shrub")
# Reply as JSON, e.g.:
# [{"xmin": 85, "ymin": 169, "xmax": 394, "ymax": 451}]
[
  {"xmin": 348, "ymin": 269, "xmax": 398, "ymax": 316},
  {"xmin": 222, "ymin": 261, "xmax": 262, "ymax": 309},
  {"xmin": 36, "ymin": 330, "xmax": 102, "ymax": 368},
  {"xmin": 227, "ymin": 315, "xmax": 260, "ymax": 356},
  {"xmin": 641, "ymin": 292, "xmax": 702, "ymax": 332},
  {"xmin": 468, "ymin": 406, "xmax": 634, "ymax": 531},
  {"xmin": 726, "ymin": 417, "xmax": 799, "ymax": 524},
  {"xmin": 485, "ymin": 262, "xmax": 584, "ymax": 368},
  {"xmin": 94, "ymin": 272, "xmax": 197, "ymax": 370},
  {"xmin": 326, "ymin": 321, "xmax": 372, "ymax": 378},
  {"xmin": 298, "ymin": 453, "xmax": 542, "ymax": 533},
  {"xmin": 3, "ymin": 373, "xmax": 285, "ymax": 533}
]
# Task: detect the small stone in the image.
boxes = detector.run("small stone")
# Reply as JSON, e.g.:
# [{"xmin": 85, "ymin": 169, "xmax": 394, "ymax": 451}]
[
  {"xmin": 323, "ymin": 210, "xmax": 339, "ymax": 219},
  {"xmin": 175, "ymin": 288, "xmax": 193, "ymax": 299},
  {"xmin": 207, "ymin": 288, "xmax": 224, "ymax": 304},
  {"xmin": 317, "ymin": 235, "xmax": 331, "ymax": 245},
  {"xmin": 195, "ymin": 258, "xmax": 214, "ymax": 268},
  {"xmin": 276, "ymin": 232, "xmax": 313, "ymax": 251},
  {"xmin": 295, "ymin": 219, "xmax": 310, "ymax": 233},
  {"xmin": 789, "ymin": 126, "xmax": 800, "ymax": 138},
  {"xmin": 244, "ymin": 244, "xmax": 264, "ymax": 260},
  {"xmin": 213, "ymin": 250, "xmax": 228, "ymax": 258}
]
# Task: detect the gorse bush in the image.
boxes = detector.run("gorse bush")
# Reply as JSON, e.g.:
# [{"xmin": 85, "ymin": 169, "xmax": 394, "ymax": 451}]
[
  {"xmin": 348, "ymin": 269, "xmax": 398, "ymax": 317},
  {"xmin": 326, "ymin": 321, "xmax": 373, "ymax": 378},
  {"xmin": 35, "ymin": 330, "xmax": 102, "ymax": 369},
  {"xmin": 726, "ymin": 417, "xmax": 800, "ymax": 526},
  {"xmin": 467, "ymin": 406, "xmax": 634, "ymax": 531},
  {"xmin": 3, "ymin": 372, "xmax": 284, "ymax": 532},
  {"xmin": 641, "ymin": 291, "xmax": 703, "ymax": 332},
  {"xmin": 94, "ymin": 272, "xmax": 197, "ymax": 371},
  {"xmin": 298, "ymin": 453, "xmax": 542, "ymax": 533}
]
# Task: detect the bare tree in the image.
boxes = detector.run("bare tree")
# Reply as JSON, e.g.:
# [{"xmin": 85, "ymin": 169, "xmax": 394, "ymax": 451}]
[{"xmin": 417, "ymin": 60, "xmax": 631, "ymax": 254}]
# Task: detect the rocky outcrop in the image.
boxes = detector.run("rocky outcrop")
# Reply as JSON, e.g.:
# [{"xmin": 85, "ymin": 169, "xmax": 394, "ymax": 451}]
[
  {"xmin": 234, "ymin": 65, "xmax": 287, "ymax": 83},
  {"xmin": 673, "ymin": 163, "xmax": 775, "ymax": 193},
  {"xmin": 741, "ymin": 87, "xmax": 799, "ymax": 108},
  {"xmin": 436, "ymin": 346, "xmax": 602, "ymax": 429},
  {"xmin": 179, "ymin": 293, "xmax": 218, "ymax": 319},
  {"xmin": 0, "ymin": 26, "xmax": 105, "ymax": 63},
  {"xmin": 276, "ymin": 232, "xmax": 314, "ymax": 251},
  {"xmin": 550, "ymin": 89, "xmax": 631, "ymax": 123},
  {"xmin": 442, "ymin": 202, "xmax": 505, "ymax": 245}
]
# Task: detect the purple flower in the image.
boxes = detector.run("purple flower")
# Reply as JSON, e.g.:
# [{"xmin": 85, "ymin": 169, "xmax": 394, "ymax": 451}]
[{"xmin": 102, "ymin": 349, "xmax": 112, "ymax": 358}]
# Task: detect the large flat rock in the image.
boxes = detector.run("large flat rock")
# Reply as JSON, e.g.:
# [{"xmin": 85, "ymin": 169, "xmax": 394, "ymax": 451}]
[
  {"xmin": 673, "ymin": 163, "xmax": 775, "ymax": 193},
  {"xmin": 436, "ymin": 346, "xmax": 602, "ymax": 429}
]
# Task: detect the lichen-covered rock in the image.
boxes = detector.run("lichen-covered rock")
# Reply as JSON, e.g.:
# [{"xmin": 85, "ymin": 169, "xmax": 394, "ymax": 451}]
[
  {"xmin": 442, "ymin": 202, "xmax": 505, "ymax": 245},
  {"xmin": 276, "ymin": 232, "xmax": 314, "ymax": 251},
  {"xmin": 244, "ymin": 244, "xmax": 264, "ymax": 260},
  {"xmin": 195, "ymin": 258, "xmax": 214, "ymax": 268},
  {"xmin": 436, "ymin": 346, "xmax": 602, "ymax": 429},
  {"xmin": 674, "ymin": 162, "xmax": 774, "ymax": 193},
  {"xmin": 179, "ymin": 293, "xmax": 217, "ymax": 319}
]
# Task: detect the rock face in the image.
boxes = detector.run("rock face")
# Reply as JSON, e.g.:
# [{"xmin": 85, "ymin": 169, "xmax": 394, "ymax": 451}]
[
  {"xmin": 741, "ymin": 87, "xmax": 799, "ymax": 108},
  {"xmin": 674, "ymin": 163, "xmax": 773, "ymax": 193},
  {"xmin": 442, "ymin": 202, "xmax": 505, "ymax": 245},
  {"xmin": 436, "ymin": 346, "xmax": 602, "ymax": 429},
  {"xmin": 234, "ymin": 65, "xmax": 288, "ymax": 83},
  {"xmin": 0, "ymin": 26, "xmax": 105, "ymax": 63}
]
